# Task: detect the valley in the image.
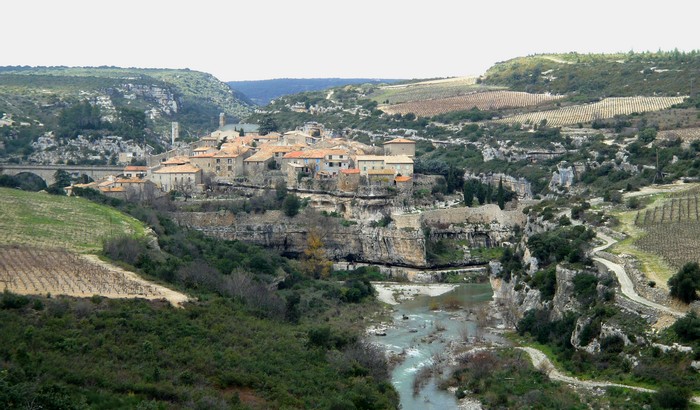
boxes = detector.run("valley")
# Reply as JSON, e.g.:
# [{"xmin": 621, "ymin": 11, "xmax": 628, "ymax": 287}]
[{"xmin": 2, "ymin": 51, "xmax": 700, "ymax": 409}]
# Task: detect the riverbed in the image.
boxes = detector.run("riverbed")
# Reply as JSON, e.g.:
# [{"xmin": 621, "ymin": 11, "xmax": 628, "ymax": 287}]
[{"xmin": 369, "ymin": 283, "xmax": 495, "ymax": 410}]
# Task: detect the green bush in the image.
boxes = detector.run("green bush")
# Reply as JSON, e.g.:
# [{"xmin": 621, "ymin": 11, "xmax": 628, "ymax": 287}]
[{"xmin": 668, "ymin": 262, "xmax": 700, "ymax": 303}]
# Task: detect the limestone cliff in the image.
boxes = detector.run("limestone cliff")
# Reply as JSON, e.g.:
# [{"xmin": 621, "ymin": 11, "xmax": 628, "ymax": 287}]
[
  {"xmin": 170, "ymin": 203, "xmax": 525, "ymax": 269},
  {"xmin": 171, "ymin": 210, "xmax": 427, "ymax": 267}
]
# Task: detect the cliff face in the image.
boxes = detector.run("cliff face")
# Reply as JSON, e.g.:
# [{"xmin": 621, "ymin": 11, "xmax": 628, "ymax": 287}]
[
  {"xmin": 171, "ymin": 210, "xmax": 428, "ymax": 267},
  {"xmin": 170, "ymin": 203, "xmax": 525, "ymax": 269}
]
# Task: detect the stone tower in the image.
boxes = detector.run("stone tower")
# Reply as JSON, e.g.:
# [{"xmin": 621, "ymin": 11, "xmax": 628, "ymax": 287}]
[
  {"xmin": 219, "ymin": 112, "xmax": 226, "ymax": 128},
  {"xmin": 171, "ymin": 122, "xmax": 179, "ymax": 145}
]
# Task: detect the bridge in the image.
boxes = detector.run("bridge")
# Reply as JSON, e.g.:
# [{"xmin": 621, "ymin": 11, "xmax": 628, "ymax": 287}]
[{"xmin": 0, "ymin": 164, "xmax": 125, "ymax": 185}]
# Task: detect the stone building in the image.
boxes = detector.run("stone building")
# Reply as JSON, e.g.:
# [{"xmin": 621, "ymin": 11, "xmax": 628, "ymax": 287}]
[{"xmin": 383, "ymin": 137, "xmax": 416, "ymax": 157}]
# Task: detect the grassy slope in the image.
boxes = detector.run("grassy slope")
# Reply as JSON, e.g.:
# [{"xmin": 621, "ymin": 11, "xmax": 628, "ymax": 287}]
[{"xmin": 0, "ymin": 188, "xmax": 145, "ymax": 253}]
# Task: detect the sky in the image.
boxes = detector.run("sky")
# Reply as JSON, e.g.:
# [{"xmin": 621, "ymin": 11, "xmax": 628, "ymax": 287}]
[{"xmin": 2, "ymin": 0, "xmax": 697, "ymax": 82}]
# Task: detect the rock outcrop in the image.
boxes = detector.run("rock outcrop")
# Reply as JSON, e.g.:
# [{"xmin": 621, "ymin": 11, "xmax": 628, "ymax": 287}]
[{"xmin": 170, "ymin": 203, "xmax": 525, "ymax": 269}]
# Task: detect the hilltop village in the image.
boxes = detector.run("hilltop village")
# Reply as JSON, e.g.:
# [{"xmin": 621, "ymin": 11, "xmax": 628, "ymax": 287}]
[{"xmin": 70, "ymin": 120, "xmax": 417, "ymax": 200}]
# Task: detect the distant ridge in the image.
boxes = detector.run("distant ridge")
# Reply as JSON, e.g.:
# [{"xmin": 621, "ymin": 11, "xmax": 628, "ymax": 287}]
[{"xmin": 228, "ymin": 78, "xmax": 403, "ymax": 105}]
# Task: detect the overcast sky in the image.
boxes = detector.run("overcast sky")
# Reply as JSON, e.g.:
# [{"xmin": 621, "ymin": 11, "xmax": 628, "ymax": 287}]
[{"xmin": 2, "ymin": 0, "xmax": 697, "ymax": 81}]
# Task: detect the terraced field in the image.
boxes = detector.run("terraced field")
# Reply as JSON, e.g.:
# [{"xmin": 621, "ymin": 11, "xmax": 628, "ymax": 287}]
[
  {"xmin": 369, "ymin": 76, "xmax": 499, "ymax": 104},
  {"xmin": 380, "ymin": 90, "xmax": 564, "ymax": 117},
  {"xmin": 496, "ymin": 96, "xmax": 687, "ymax": 127},
  {"xmin": 0, "ymin": 188, "xmax": 186, "ymax": 304},
  {"xmin": 634, "ymin": 194, "xmax": 700, "ymax": 270}
]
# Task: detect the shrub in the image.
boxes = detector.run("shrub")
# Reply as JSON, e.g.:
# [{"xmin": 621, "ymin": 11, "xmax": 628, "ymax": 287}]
[
  {"xmin": 671, "ymin": 311, "xmax": 700, "ymax": 342},
  {"xmin": 654, "ymin": 387, "xmax": 690, "ymax": 409},
  {"xmin": 0, "ymin": 290, "xmax": 30, "ymax": 309},
  {"xmin": 668, "ymin": 262, "xmax": 700, "ymax": 303},
  {"xmin": 283, "ymin": 194, "xmax": 301, "ymax": 217}
]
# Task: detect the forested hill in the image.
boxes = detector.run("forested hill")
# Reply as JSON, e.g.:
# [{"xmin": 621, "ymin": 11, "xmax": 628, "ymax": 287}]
[
  {"xmin": 227, "ymin": 78, "xmax": 402, "ymax": 105},
  {"xmin": 0, "ymin": 66, "xmax": 253, "ymax": 140},
  {"xmin": 483, "ymin": 51, "xmax": 700, "ymax": 101}
]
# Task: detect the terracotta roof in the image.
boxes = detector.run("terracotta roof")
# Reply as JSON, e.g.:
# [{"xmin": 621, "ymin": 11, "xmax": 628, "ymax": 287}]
[
  {"xmin": 270, "ymin": 146, "xmax": 297, "ymax": 153},
  {"xmin": 193, "ymin": 147, "xmax": 211, "ymax": 152},
  {"xmin": 394, "ymin": 176, "xmax": 412, "ymax": 182},
  {"xmin": 191, "ymin": 153, "xmax": 216, "ymax": 158},
  {"xmin": 384, "ymin": 137, "xmax": 415, "ymax": 144},
  {"xmin": 283, "ymin": 151, "xmax": 305, "ymax": 159},
  {"xmin": 244, "ymin": 151, "xmax": 274, "ymax": 162},
  {"xmin": 153, "ymin": 164, "xmax": 201, "ymax": 174},
  {"xmin": 162, "ymin": 156, "xmax": 190, "ymax": 165},
  {"xmin": 340, "ymin": 168, "xmax": 360, "ymax": 174},
  {"xmin": 123, "ymin": 165, "xmax": 148, "ymax": 171},
  {"xmin": 116, "ymin": 178, "xmax": 147, "ymax": 184},
  {"xmin": 214, "ymin": 147, "xmax": 249, "ymax": 158}
]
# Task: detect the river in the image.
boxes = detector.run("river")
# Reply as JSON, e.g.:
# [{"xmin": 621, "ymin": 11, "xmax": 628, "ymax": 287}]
[{"xmin": 370, "ymin": 283, "xmax": 495, "ymax": 410}]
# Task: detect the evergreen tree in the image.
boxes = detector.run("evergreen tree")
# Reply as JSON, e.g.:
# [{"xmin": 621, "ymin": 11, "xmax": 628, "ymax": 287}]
[
  {"xmin": 497, "ymin": 177, "xmax": 505, "ymax": 210},
  {"xmin": 463, "ymin": 180, "xmax": 475, "ymax": 207}
]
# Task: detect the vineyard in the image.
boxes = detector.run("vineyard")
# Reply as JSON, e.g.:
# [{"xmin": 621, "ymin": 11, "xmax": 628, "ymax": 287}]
[
  {"xmin": 369, "ymin": 76, "xmax": 499, "ymax": 104},
  {"xmin": 496, "ymin": 96, "xmax": 687, "ymax": 127},
  {"xmin": 634, "ymin": 195, "xmax": 700, "ymax": 269},
  {"xmin": 0, "ymin": 188, "xmax": 186, "ymax": 305},
  {"xmin": 380, "ymin": 90, "xmax": 564, "ymax": 117},
  {"xmin": 0, "ymin": 245, "xmax": 185, "ymax": 302}
]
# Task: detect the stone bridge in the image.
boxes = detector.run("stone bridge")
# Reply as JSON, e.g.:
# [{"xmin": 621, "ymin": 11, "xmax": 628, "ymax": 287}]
[{"xmin": 0, "ymin": 164, "xmax": 124, "ymax": 185}]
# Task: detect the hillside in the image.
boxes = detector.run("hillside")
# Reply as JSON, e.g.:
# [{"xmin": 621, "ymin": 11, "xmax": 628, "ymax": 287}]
[
  {"xmin": 0, "ymin": 66, "xmax": 253, "ymax": 161},
  {"xmin": 483, "ymin": 51, "xmax": 700, "ymax": 100},
  {"xmin": 228, "ymin": 77, "xmax": 401, "ymax": 105},
  {"xmin": 0, "ymin": 187, "xmax": 145, "ymax": 253},
  {"xmin": 0, "ymin": 188, "xmax": 397, "ymax": 409}
]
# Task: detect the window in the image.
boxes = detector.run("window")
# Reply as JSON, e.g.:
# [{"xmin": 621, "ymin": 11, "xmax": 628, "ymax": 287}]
[
  {"xmin": 228, "ymin": 166, "xmax": 232, "ymax": 171},
  {"xmin": 216, "ymin": 158, "xmax": 220, "ymax": 163},
  {"xmin": 228, "ymin": 158, "xmax": 232, "ymax": 164}
]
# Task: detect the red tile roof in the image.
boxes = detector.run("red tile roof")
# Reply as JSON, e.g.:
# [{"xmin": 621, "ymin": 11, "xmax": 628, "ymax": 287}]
[
  {"xmin": 340, "ymin": 168, "xmax": 360, "ymax": 174},
  {"xmin": 384, "ymin": 137, "xmax": 415, "ymax": 144}
]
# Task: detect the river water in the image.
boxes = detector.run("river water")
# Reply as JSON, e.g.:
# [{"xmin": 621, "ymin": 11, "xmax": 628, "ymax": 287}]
[{"xmin": 370, "ymin": 284, "xmax": 494, "ymax": 410}]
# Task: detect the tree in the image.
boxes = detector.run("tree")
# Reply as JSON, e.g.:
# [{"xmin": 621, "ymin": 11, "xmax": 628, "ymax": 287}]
[
  {"xmin": 283, "ymin": 194, "xmax": 301, "ymax": 217},
  {"xmin": 497, "ymin": 177, "xmax": 505, "ymax": 210},
  {"xmin": 116, "ymin": 107, "xmax": 147, "ymax": 141},
  {"xmin": 463, "ymin": 180, "xmax": 475, "ymax": 207},
  {"xmin": 275, "ymin": 180, "xmax": 287, "ymax": 201},
  {"xmin": 302, "ymin": 229, "xmax": 332, "ymax": 279},
  {"xmin": 668, "ymin": 262, "xmax": 700, "ymax": 303},
  {"xmin": 53, "ymin": 169, "xmax": 72, "ymax": 188},
  {"xmin": 258, "ymin": 115, "xmax": 278, "ymax": 135}
]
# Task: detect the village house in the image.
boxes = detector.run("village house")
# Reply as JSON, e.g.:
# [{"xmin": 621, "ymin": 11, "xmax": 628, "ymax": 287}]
[
  {"xmin": 383, "ymin": 137, "xmax": 416, "ymax": 157},
  {"xmin": 122, "ymin": 165, "xmax": 148, "ymax": 179},
  {"xmin": 355, "ymin": 155, "xmax": 414, "ymax": 177},
  {"xmin": 151, "ymin": 163, "xmax": 203, "ymax": 192},
  {"xmin": 282, "ymin": 149, "xmax": 350, "ymax": 177},
  {"xmin": 283, "ymin": 130, "xmax": 320, "ymax": 146},
  {"xmin": 244, "ymin": 150, "xmax": 275, "ymax": 178},
  {"xmin": 385, "ymin": 155, "xmax": 414, "ymax": 176},
  {"xmin": 338, "ymin": 168, "xmax": 361, "ymax": 192}
]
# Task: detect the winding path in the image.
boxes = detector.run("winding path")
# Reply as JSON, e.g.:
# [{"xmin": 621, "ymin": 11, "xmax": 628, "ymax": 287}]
[
  {"xmin": 518, "ymin": 346, "xmax": 700, "ymax": 404},
  {"xmin": 517, "ymin": 347, "xmax": 654, "ymax": 392},
  {"xmin": 591, "ymin": 231, "xmax": 683, "ymax": 318}
]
